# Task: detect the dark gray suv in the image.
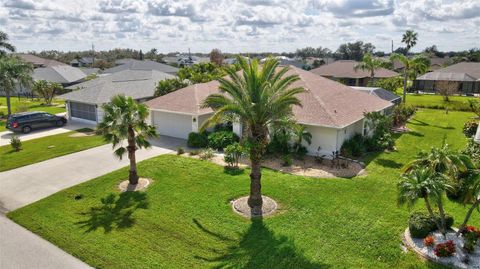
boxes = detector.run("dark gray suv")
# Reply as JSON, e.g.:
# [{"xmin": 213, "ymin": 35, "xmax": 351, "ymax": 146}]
[{"xmin": 6, "ymin": 112, "xmax": 67, "ymax": 133}]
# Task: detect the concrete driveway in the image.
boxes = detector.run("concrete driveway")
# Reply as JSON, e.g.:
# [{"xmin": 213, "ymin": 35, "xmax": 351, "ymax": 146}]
[
  {"xmin": 0, "ymin": 120, "xmax": 94, "ymax": 146},
  {"xmin": 0, "ymin": 136, "xmax": 186, "ymax": 268}
]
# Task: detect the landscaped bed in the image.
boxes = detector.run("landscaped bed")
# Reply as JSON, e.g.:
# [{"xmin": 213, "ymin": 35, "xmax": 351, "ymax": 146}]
[
  {"xmin": 0, "ymin": 128, "xmax": 106, "ymax": 171},
  {"xmin": 7, "ymin": 109, "xmax": 480, "ymax": 268}
]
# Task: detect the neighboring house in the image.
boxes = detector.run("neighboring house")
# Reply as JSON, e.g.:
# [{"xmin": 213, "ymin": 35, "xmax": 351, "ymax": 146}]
[
  {"xmin": 413, "ymin": 62, "xmax": 480, "ymax": 95},
  {"xmin": 33, "ymin": 65, "xmax": 87, "ymax": 87},
  {"xmin": 16, "ymin": 53, "xmax": 67, "ymax": 68},
  {"xmin": 102, "ymin": 59, "xmax": 179, "ymax": 75},
  {"xmin": 260, "ymin": 56, "xmax": 305, "ymax": 68},
  {"xmin": 145, "ymin": 66, "xmax": 393, "ymax": 156},
  {"xmin": 351, "ymin": 87, "xmax": 402, "ymax": 108},
  {"xmin": 392, "ymin": 57, "xmax": 453, "ymax": 72},
  {"xmin": 59, "ymin": 69, "xmax": 174, "ymax": 123},
  {"xmin": 70, "ymin": 57, "xmax": 94, "ymax": 67},
  {"xmin": 310, "ymin": 60, "xmax": 399, "ymax": 86}
]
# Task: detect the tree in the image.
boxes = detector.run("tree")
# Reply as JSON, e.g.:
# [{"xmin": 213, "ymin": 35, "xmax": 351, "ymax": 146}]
[
  {"xmin": 335, "ymin": 41, "xmax": 375, "ymax": 61},
  {"xmin": 371, "ymin": 77, "xmax": 403, "ymax": 92},
  {"xmin": 435, "ymin": 80, "xmax": 458, "ymax": 101},
  {"xmin": 455, "ymin": 171, "xmax": 480, "ymax": 235},
  {"xmin": 0, "ymin": 31, "xmax": 15, "ymax": 57},
  {"xmin": 295, "ymin": 46, "xmax": 331, "ymax": 59},
  {"xmin": 398, "ymin": 168, "xmax": 449, "ymax": 236},
  {"xmin": 149, "ymin": 48, "xmax": 157, "ymax": 60},
  {"xmin": 292, "ymin": 124, "xmax": 312, "ymax": 153},
  {"xmin": 402, "ymin": 30, "xmax": 418, "ymax": 53},
  {"xmin": 468, "ymin": 99, "xmax": 480, "ymax": 118},
  {"xmin": 390, "ymin": 53, "xmax": 429, "ymax": 103},
  {"xmin": 423, "ymin": 45, "xmax": 445, "ymax": 58},
  {"xmin": 201, "ymin": 57, "xmax": 304, "ymax": 214},
  {"xmin": 0, "ymin": 56, "xmax": 33, "ymax": 116},
  {"xmin": 354, "ymin": 53, "xmax": 385, "ymax": 79},
  {"xmin": 210, "ymin": 49, "xmax": 224, "ymax": 66},
  {"xmin": 92, "ymin": 59, "xmax": 113, "ymax": 70},
  {"xmin": 154, "ymin": 78, "xmax": 190, "ymax": 97},
  {"xmin": 32, "ymin": 80, "xmax": 63, "ymax": 105},
  {"xmin": 97, "ymin": 95, "xmax": 158, "ymax": 185}
]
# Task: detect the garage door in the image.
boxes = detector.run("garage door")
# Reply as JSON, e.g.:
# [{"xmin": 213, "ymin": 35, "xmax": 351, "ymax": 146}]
[
  {"xmin": 153, "ymin": 111, "xmax": 192, "ymax": 139},
  {"xmin": 70, "ymin": 102, "xmax": 97, "ymax": 122}
]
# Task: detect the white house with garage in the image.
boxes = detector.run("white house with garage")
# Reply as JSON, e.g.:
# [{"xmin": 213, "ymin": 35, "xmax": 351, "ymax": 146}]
[
  {"xmin": 59, "ymin": 69, "xmax": 174, "ymax": 123},
  {"xmin": 145, "ymin": 66, "xmax": 394, "ymax": 156}
]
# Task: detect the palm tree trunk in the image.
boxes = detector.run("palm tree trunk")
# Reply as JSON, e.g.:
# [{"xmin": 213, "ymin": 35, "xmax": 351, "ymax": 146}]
[
  {"xmin": 457, "ymin": 198, "xmax": 480, "ymax": 236},
  {"xmin": 127, "ymin": 126, "xmax": 139, "ymax": 185},
  {"xmin": 437, "ymin": 198, "xmax": 447, "ymax": 238},
  {"xmin": 425, "ymin": 197, "xmax": 443, "ymax": 233},
  {"xmin": 6, "ymin": 89, "xmax": 11, "ymax": 116},
  {"xmin": 402, "ymin": 70, "xmax": 407, "ymax": 104},
  {"xmin": 248, "ymin": 157, "xmax": 263, "ymax": 215}
]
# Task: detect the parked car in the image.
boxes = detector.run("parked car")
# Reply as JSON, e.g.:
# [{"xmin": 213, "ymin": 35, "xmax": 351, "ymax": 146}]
[{"xmin": 6, "ymin": 112, "xmax": 67, "ymax": 133}]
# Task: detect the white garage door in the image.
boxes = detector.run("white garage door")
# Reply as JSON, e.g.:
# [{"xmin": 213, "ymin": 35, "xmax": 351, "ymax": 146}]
[{"xmin": 153, "ymin": 111, "xmax": 192, "ymax": 139}]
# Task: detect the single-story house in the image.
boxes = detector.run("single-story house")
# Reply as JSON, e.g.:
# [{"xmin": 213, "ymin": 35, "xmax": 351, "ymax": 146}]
[
  {"xmin": 392, "ymin": 57, "xmax": 453, "ymax": 72},
  {"xmin": 413, "ymin": 62, "xmax": 480, "ymax": 95},
  {"xmin": 260, "ymin": 56, "xmax": 305, "ymax": 68},
  {"xmin": 33, "ymin": 65, "xmax": 87, "ymax": 87},
  {"xmin": 102, "ymin": 59, "xmax": 179, "ymax": 75},
  {"xmin": 59, "ymin": 69, "xmax": 174, "ymax": 123},
  {"xmin": 351, "ymin": 86, "xmax": 402, "ymax": 105},
  {"xmin": 310, "ymin": 60, "xmax": 399, "ymax": 86},
  {"xmin": 145, "ymin": 66, "xmax": 393, "ymax": 156},
  {"xmin": 16, "ymin": 53, "xmax": 66, "ymax": 68},
  {"xmin": 70, "ymin": 57, "xmax": 95, "ymax": 67}
]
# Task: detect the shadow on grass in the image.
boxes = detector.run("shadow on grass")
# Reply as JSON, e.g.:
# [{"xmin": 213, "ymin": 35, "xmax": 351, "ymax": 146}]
[
  {"xmin": 223, "ymin": 167, "xmax": 245, "ymax": 176},
  {"xmin": 193, "ymin": 218, "xmax": 330, "ymax": 268},
  {"xmin": 77, "ymin": 192, "xmax": 148, "ymax": 233},
  {"xmin": 374, "ymin": 158, "xmax": 403, "ymax": 169},
  {"xmin": 405, "ymin": 131, "xmax": 424, "ymax": 137},
  {"xmin": 409, "ymin": 119, "xmax": 454, "ymax": 130}
]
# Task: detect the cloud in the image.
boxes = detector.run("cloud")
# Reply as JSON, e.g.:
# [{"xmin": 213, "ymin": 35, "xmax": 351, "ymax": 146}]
[
  {"xmin": 99, "ymin": 0, "xmax": 143, "ymax": 14},
  {"xmin": 313, "ymin": 0, "xmax": 394, "ymax": 18},
  {"xmin": 3, "ymin": 0, "xmax": 36, "ymax": 10}
]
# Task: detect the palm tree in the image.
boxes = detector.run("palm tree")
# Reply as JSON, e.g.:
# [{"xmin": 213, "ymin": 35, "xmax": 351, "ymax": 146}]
[
  {"xmin": 354, "ymin": 53, "xmax": 385, "ymax": 80},
  {"xmin": 456, "ymin": 171, "xmax": 480, "ymax": 235},
  {"xmin": 293, "ymin": 124, "xmax": 312, "ymax": 152},
  {"xmin": 0, "ymin": 56, "xmax": 33, "ymax": 116},
  {"xmin": 0, "ymin": 31, "xmax": 15, "ymax": 57},
  {"xmin": 202, "ymin": 57, "xmax": 304, "ymax": 214},
  {"xmin": 398, "ymin": 168, "xmax": 449, "ymax": 236},
  {"xmin": 402, "ymin": 30, "xmax": 418, "ymax": 53},
  {"xmin": 97, "ymin": 95, "xmax": 158, "ymax": 185},
  {"xmin": 390, "ymin": 53, "xmax": 429, "ymax": 103}
]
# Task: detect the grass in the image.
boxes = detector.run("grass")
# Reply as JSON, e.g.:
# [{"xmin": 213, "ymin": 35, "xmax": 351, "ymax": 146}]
[
  {"xmin": 0, "ymin": 97, "xmax": 66, "ymax": 131},
  {"xmin": 8, "ymin": 109, "xmax": 480, "ymax": 268},
  {"xmin": 393, "ymin": 88, "xmax": 477, "ymax": 111},
  {"xmin": 0, "ymin": 128, "xmax": 105, "ymax": 171}
]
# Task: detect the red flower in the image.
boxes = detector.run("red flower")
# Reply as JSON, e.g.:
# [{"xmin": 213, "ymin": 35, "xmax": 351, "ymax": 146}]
[
  {"xmin": 423, "ymin": 235, "xmax": 435, "ymax": 247},
  {"xmin": 434, "ymin": 240, "xmax": 456, "ymax": 257}
]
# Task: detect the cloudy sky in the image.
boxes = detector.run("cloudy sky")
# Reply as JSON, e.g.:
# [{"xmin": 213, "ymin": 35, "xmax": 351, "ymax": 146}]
[{"xmin": 1, "ymin": 0, "xmax": 479, "ymax": 53}]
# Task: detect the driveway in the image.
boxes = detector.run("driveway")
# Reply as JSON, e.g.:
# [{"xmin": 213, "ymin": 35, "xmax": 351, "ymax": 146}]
[
  {"xmin": 0, "ymin": 136, "xmax": 186, "ymax": 269},
  {"xmin": 0, "ymin": 120, "xmax": 94, "ymax": 146}
]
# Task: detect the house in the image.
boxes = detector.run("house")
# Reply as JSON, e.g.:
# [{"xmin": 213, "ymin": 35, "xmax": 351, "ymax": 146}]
[
  {"xmin": 33, "ymin": 65, "xmax": 87, "ymax": 87},
  {"xmin": 310, "ymin": 60, "xmax": 399, "ymax": 86},
  {"xmin": 260, "ymin": 56, "xmax": 305, "ymax": 68},
  {"xmin": 16, "ymin": 53, "xmax": 67, "ymax": 68},
  {"xmin": 102, "ymin": 59, "xmax": 179, "ymax": 75},
  {"xmin": 351, "ymin": 87, "xmax": 402, "ymax": 105},
  {"xmin": 70, "ymin": 57, "xmax": 95, "ymax": 67},
  {"xmin": 413, "ymin": 62, "xmax": 480, "ymax": 95},
  {"xmin": 59, "ymin": 69, "xmax": 174, "ymax": 123},
  {"xmin": 145, "ymin": 66, "xmax": 393, "ymax": 156},
  {"xmin": 392, "ymin": 57, "xmax": 453, "ymax": 72}
]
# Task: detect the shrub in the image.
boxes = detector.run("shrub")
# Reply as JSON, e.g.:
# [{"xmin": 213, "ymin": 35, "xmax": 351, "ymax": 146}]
[
  {"xmin": 199, "ymin": 148, "xmax": 215, "ymax": 160},
  {"xmin": 295, "ymin": 145, "xmax": 308, "ymax": 160},
  {"xmin": 224, "ymin": 142, "xmax": 245, "ymax": 168},
  {"xmin": 341, "ymin": 133, "xmax": 366, "ymax": 157},
  {"xmin": 189, "ymin": 149, "xmax": 200, "ymax": 156},
  {"xmin": 187, "ymin": 132, "xmax": 208, "ymax": 148},
  {"xmin": 462, "ymin": 226, "xmax": 480, "ymax": 253},
  {"xmin": 408, "ymin": 212, "xmax": 454, "ymax": 238},
  {"xmin": 207, "ymin": 131, "xmax": 239, "ymax": 150},
  {"xmin": 176, "ymin": 147, "xmax": 185, "ymax": 155},
  {"xmin": 463, "ymin": 120, "xmax": 478, "ymax": 138},
  {"xmin": 392, "ymin": 104, "xmax": 416, "ymax": 126},
  {"xmin": 364, "ymin": 111, "xmax": 395, "ymax": 151},
  {"xmin": 282, "ymin": 154, "xmax": 293, "ymax": 166},
  {"xmin": 423, "ymin": 235, "xmax": 435, "ymax": 247},
  {"xmin": 267, "ymin": 132, "xmax": 291, "ymax": 155},
  {"xmin": 10, "ymin": 136, "xmax": 22, "ymax": 152},
  {"xmin": 434, "ymin": 240, "xmax": 456, "ymax": 257},
  {"xmin": 463, "ymin": 138, "xmax": 480, "ymax": 164}
]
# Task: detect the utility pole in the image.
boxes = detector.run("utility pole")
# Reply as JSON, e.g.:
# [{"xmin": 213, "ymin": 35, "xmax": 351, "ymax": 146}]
[
  {"xmin": 391, "ymin": 40, "xmax": 394, "ymax": 54},
  {"xmin": 91, "ymin": 43, "xmax": 95, "ymax": 67}
]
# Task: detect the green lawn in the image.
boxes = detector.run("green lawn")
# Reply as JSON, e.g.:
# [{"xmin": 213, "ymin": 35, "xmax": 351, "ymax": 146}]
[
  {"xmin": 396, "ymin": 91, "xmax": 477, "ymax": 111},
  {"xmin": 0, "ymin": 97, "xmax": 66, "ymax": 131},
  {"xmin": 0, "ymin": 129, "xmax": 105, "ymax": 171},
  {"xmin": 8, "ymin": 109, "xmax": 479, "ymax": 269}
]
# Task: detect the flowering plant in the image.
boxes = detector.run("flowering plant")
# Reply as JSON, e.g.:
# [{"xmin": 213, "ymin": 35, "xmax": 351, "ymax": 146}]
[
  {"xmin": 434, "ymin": 240, "xmax": 456, "ymax": 257},
  {"xmin": 463, "ymin": 225, "xmax": 480, "ymax": 253},
  {"xmin": 423, "ymin": 235, "xmax": 435, "ymax": 247}
]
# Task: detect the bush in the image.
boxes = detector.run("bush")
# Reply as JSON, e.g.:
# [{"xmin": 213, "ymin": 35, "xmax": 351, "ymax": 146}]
[
  {"xmin": 463, "ymin": 120, "xmax": 478, "ymax": 138},
  {"xmin": 364, "ymin": 111, "xmax": 395, "ymax": 151},
  {"xmin": 462, "ymin": 225, "xmax": 480, "ymax": 253},
  {"xmin": 187, "ymin": 132, "xmax": 208, "ymax": 148},
  {"xmin": 189, "ymin": 149, "xmax": 200, "ymax": 156},
  {"xmin": 207, "ymin": 131, "xmax": 239, "ymax": 150},
  {"xmin": 392, "ymin": 104, "xmax": 416, "ymax": 126},
  {"xmin": 267, "ymin": 132, "xmax": 291, "ymax": 155},
  {"xmin": 199, "ymin": 148, "xmax": 214, "ymax": 160},
  {"xmin": 434, "ymin": 240, "xmax": 456, "ymax": 257},
  {"xmin": 176, "ymin": 147, "xmax": 185, "ymax": 155},
  {"xmin": 224, "ymin": 142, "xmax": 245, "ymax": 168},
  {"xmin": 295, "ymin": 145, "xmax": 308, "ymax": 160},
  {"xmin": 282, "ymin": 154, "xmax": 293, "ymax": 166},
  {"xmin": 10, "ymin": 136, "xmax": 22, "ymax": 152},
  {"xmin": 463, "ymin": 138, "xmax": 480, "ymax": 164},
  {"xmin": 408, "ymin": 212, "xmax": 454, "ymax": 238},
  {"xmin": 341, "ymin": 133, "xmax": 366, "ymax": 157}
]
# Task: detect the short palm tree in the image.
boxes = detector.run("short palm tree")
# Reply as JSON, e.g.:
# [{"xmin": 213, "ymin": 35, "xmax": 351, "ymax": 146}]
[
  {"xmin": 293, "ymin": 124, "xmax": 312, "ymax": 152},
  {"xmin": 402, "ymin": 30, "xmax": 418, "ymax": 53},
  {"xmin": 398, "ymin": 168, "xmax": 449, "ymax": 235},
  {"xmin": 390, "ymin": 53, "xmax": 429, "ymax": 103},
  {"xmin": 455, "ymin": 171, "xmax": 480, "ymax": 235},
  {"xmin": 202, "ymin": 57, "xmax": 304, "ymax": 214},
  {"xmin": 97, "ymin": 95, "xmax": 158, "ymax": 185},
  {"xmin": 354, "ymin": 53, "xmax": 384, "ymax": 80},
  {"xmin": 0, "ymin": 56, "xmax": 33, "ymax": 115},
  {"xmin": 0, "ymin": 31, "xmax": 15, "ymax": 56}
]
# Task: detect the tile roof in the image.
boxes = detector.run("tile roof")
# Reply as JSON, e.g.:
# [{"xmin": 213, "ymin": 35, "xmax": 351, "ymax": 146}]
[
  {"xmin": 310, "ymin": 60, "xmax": 399, "ymax": 79},
  {"xmin": 103, "ymin": 59, "xmax": 179, "ymax": 75},
  {"xmin": 60, "ymin": 69, "xmax": 174, "ymax": 104},
  {"xmin": 416, "ymin": 72, "xmax": 477, "ymax": 81},
  {"xmin": 33, "ymin": 65, "xmax": 87, "ymax": 84},
  {"xmin": 16, "ymin": 54, "xmax": 67, "ymax": 67},
  {"xmin": 145, "ymin": 66, "xmax": 393, "ymax": 128}
]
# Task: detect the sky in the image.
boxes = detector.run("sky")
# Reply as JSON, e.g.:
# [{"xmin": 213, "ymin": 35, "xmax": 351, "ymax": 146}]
[{"xmin": 1, "ymin": 0, "xmax": 479, "ymax": 54}]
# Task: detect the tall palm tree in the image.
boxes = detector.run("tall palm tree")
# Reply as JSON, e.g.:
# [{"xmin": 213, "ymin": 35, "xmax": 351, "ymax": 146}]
[
  {"xmin": 0, "ymin": 31, "xmax": 15, "ymax": 57},
  {"xmin": 390, "ymin": 53, "xmax": 429, "ymax": 103},
  {"xmin": 0, "ymin": 56, "xmax": 33, "ymax": 116},
  {"xmin": 202, "ymin": 57, "xmax": 304, "ymax": 214},
  {"xmin": 354, "ymin": 53, "xmax": 385, "ymax": 80},
  {"xmin": 398, "ymin": 168, "xmax": 449, "ymax": 235},
  {"xmin": 97, "ymin": 95, "xmax": 158, "ymax": 185},
  {"xmin": 402, "ymin": 30, "xmax": 418, "ymax": 53}
]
